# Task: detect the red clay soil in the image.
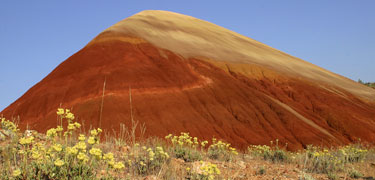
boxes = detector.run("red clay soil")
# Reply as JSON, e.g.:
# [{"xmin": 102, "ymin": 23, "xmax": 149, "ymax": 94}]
[{"xmin": 2, "ymin": 19, "xmax": 375, "ymax": 151}]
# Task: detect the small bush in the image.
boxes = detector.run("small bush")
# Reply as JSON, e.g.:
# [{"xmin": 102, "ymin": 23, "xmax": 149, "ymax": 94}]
[
  {"xmin": 256, "ymin": 166, "xmax": 266, "ymax": 175},
  {"xmin": 165, "ymin": 132, "xmax": 203, "ymax": 162},
  {"xmin": 248, "ymin": 139, "xmax": 288, "ymax": 163},
  {"xmin": 207, "ymin": 138, "xmax": 238, "ymax": 162},
  {"xmin": 303, "ymin": 144, "xmax": 368, "ymax": 174},
  {"xmin": 124, "ymin": 144, "xmax": 169, "ymax": 175},
  {"xmin": 348, "ymin": 169, "xmax": 363, "ymax": 179},
  {"xmin": 187, "ymin": 161, "xmax": 221, "ymax": 180}
]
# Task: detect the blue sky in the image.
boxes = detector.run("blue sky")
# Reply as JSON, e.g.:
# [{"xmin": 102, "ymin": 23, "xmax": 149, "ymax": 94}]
[{"xmin": 1, "ymin": 0, "xmax": 374, "ymax": 111}]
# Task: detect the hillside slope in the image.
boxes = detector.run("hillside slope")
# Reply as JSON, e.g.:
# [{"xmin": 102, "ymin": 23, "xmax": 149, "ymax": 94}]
[{"xmin": 2, "ymin": 10, "xmax": 375, "ymax": 150}]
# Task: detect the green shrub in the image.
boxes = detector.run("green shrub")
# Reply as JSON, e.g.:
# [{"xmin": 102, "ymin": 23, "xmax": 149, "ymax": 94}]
[
  {"xmin": 256, "ymin": 166, "xmax": 266, "ymax": 175},
  {"xmin": 124, "ymin": 144, "xmax": 169, "ymax": 175},
  {"xmin": 348, "ymin": 169, "xmax": 363, "ymax": 179},
  {"xmin": 165, "ymin": 132, "xmax": 203, "ymax": 162},
  {"xmin": 187, "ymin": 161, "xmax": 221, "ymax": 180},
  {"xmin": 248, "ymin": 139, "xmax": 288, "ymax": 163},
  {"xmin": 207, "ymin": 138, "xmax": 238, "ymax": 162},
  {"xmin": 303, "ymin": 144, "xmax": 368, "ymax": 174}
]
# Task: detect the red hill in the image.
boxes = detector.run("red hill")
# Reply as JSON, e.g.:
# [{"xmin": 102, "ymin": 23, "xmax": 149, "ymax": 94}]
[{"xmin": 2, "ymin": 10, "xmax": 375, "ymax": 150}]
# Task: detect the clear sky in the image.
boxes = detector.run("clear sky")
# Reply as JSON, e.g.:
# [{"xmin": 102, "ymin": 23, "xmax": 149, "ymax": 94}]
[{"xmin": 1, "ymin": 0, "xmax": 374, "ymax": 111}]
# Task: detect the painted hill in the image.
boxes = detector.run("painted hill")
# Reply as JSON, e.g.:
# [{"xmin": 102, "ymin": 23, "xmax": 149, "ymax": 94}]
[{"xmin": 2, "ymin": 10, "xmax": 375, "ymax": 150}]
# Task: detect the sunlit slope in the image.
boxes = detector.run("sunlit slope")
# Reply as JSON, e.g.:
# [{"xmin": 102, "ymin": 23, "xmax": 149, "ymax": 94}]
[{"xmin": 93, "ymin": 10, "xmax": 374, "ymax": 101}]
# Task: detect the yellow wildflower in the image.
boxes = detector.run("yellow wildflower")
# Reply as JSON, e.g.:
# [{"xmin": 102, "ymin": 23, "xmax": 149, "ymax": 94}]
[
  {"xmin": 89, "ymin": 148, "xmax": 102, "ymax": 159},
  {"xmin": 31, "ymin": 145, "xmax": 42, "ymax": 159},
  {"xmin": 56, "ymin": 126, "xmax": 63, "ymax": 132},
  {"xmin": 12, "ymin": 169, "xmax": 21, "ymax": 177},
  {"xmin": 164, "ymin": 152, "xmax": 170, "ymax": 159},
  {"xmin": 56, "ymin": 108, "xmax": 64, "ymax": 115},
  {"xmin": 76, "ymin": 141, "xmax": 87, "ymax": 151},
  {"xmin": 103, "ymin": 152, "xmax": 114, "ymax": 161},
  {"xmin": 46, "ymin": 128, "xmax": 57, "ymax": 138},
  {"xmin": 113, "ymin": 162, "xmax": 125, "ymax": 170},
  {"xmin": 108, "ymin": 160, "xmax": 115, "ymax": 167},
  {"xmin": 148, "ymin": 150, "xmax": 155, "ymax": 160},
  {"xmin": 156, "ymin": 146, "xmax": 163, "ymax": 152},
  {"xmin": 65, "ymin": 112, "xmax": 75, "ymax": 120},
  {"xmin": 165, "ymin": 134, "xmax": 172, "ymax": 139},
  {"xmin": 66, "ymin": 146, "xmax": 78, "ymax": 155},
  {"xmin": 313, "ymin": 152, "xmax": 320, "ymax": 157},
  {"xmin": 18, "ymin": 149, "xmax": 25, "ymax": 155},
  {"xmin": 19, "ymin": 136, "xmax": 34, "ymax": 145},
  {"xmin": 63, "ymin": 131, "xmax": 71, "ymax": 137},
  {"xmin": 78, "ymin": 134, "xmax": 86, "ymax": 141},
  {"xmin": 0, "ymin": 118, "xmax": 18, "ymax": 132},
  {"xmin": 201, "ymin": 141, "xmax": 208, "ymax": 147},
  {"xmin": 52, "ymin": 143, "xmax": 63, "ymax": 152},
  {"xmin": 67, "ymin": 123, "xmax": 76, "ymax": 130},
  {"xmin": 54, "ymin": 158, "xmax": 65, "ymax": 167},
  {"xmin": 74, "ymin": 122, "xmax": 81, "ymax": 128},
  {"xmin": 77, "ymin": 152, "xmax": 89, "ymax": 162},
  {"xmin": 31, "ymin": 151, "xmax": 41, "ymax": 159},
  {"xmin": 90, "ymin": 129, "xmax": 98, "ymax": 136},
  {"xmin": 87, "ymin": 136, "xmax": 96, "ymax": 145}
]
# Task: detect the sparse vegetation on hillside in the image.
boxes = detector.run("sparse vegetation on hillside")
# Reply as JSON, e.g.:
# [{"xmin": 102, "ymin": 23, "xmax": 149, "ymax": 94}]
[
  {"xmin": 1, "ymin": 109, "xmax": 375, "ymax": 179},
  {"xmin": 358, "ymin": 79, "xmax": 375, "ymax": 88}
]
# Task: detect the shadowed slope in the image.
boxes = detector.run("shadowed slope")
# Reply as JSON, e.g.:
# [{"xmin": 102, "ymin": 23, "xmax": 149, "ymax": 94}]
[{"xmin": 2, "ymin": 10, "xmax": 375, "ymax": 150}]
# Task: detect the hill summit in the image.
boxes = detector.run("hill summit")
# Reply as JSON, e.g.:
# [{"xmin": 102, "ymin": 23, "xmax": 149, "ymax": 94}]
[{"xmin": 2, "ymin": 10, "xmax": 375, "ymax": 150}]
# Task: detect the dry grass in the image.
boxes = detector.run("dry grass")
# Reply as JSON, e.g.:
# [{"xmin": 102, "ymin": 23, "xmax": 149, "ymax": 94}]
[{"xmin": 1, "ymin": 109, "xmax": 375, "ymax": 180}]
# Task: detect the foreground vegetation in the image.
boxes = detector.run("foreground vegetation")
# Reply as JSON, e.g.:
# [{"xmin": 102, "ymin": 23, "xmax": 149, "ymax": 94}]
[{"xmin": 1, "ymin": 109, "xmax": 374, "ymax": 179}]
